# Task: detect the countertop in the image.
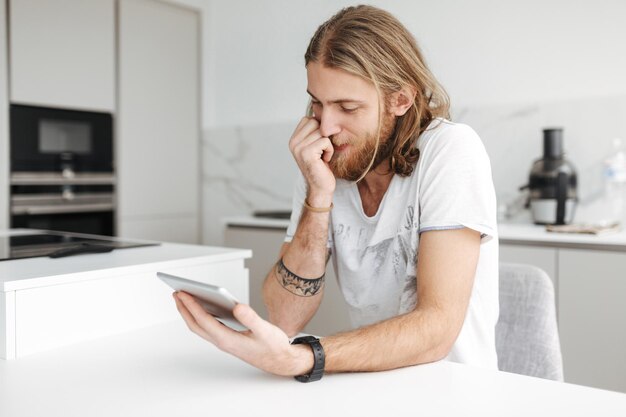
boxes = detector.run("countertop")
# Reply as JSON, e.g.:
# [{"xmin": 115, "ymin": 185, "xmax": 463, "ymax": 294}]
[
  {"xmin": 224, "ymin": 216, "xmax": 626, "ymax": 251},
  {"xmin": 1, "ymin": 320, "xmax": 625, "ymax": 417},
  {"xmin": 0, "ymin": 229, "xmax": 252, "ymax": 291}
]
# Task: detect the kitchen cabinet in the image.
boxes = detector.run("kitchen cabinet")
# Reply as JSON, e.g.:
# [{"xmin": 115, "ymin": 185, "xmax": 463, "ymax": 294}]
[
  {"xmin": 499, "ymin": 244, "xmax": 558, "ymax": 286},
  {"xmin": 4, "ymin": 0, "xmax": 201, "ymax": 243},
  {"xmin": 224, "ymin": 226, "xmax": 353, "ymax": 336},
  {"xmin": 558, "ymin": 249, "xmax": 626, "ymax": 394},
  {"xmin": 0, "ymin": 0, "xmax": 8, "ymax": 229},
  {"xmin": 9, "ymin": 0, "xmax": 115, "ymax": 112},
  {"xmin": 499, "ymin": 244, "xmax": 559, "ymax": 311},
  {"xmin": 117, "ymin": 0, "xmax": 200, "ymax": 243}
]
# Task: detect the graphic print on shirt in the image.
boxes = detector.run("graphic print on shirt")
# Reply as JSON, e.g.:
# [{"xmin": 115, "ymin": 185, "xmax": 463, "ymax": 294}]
[{"xmin": 331, "ymin": 204, "xmax": 419, "ymax": 325}]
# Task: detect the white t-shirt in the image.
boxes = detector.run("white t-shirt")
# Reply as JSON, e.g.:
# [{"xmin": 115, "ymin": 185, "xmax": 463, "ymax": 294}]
[{"xmin": 285, "ymin": 119, "xmax": 499, "ymax": 370}]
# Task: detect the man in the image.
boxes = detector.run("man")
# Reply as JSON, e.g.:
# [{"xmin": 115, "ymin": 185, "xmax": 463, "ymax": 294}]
[{"xmin": 174, "ymin": 5, "xmax": 499, "ymax": 382}]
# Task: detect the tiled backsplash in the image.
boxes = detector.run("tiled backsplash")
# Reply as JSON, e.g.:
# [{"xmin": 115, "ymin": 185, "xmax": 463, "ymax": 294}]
[{"xmin": 202, "ymin": 94, "xmax": 626, "ymax": 245}]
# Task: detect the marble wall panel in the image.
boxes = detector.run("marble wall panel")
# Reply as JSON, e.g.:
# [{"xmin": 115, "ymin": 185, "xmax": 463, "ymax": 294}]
[
  {"xmin": 202, "ymin": 122, "xmax": 298, "ymax": 244},
  {"xmin": 202, "ymin": 95, "xmax": 626, "ymax": 244}
]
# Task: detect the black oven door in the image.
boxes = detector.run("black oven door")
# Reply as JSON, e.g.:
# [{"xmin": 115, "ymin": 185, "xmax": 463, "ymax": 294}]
[
  {"xmin": 12, "ymin": 211, "xmax": 114, "ymax": 236},
  {"xmin": 10, "ymin": 185, "xmax": 115, "ymax": 236},
  {"xmin": 10, "ymin": 104, "xmax": 113, "ymax": 173}
]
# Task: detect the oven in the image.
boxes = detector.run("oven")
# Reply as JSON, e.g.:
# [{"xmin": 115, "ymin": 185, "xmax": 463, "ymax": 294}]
[{"xmin": 9, "ymin": 105, "xmax": 115, "ymax": 236}]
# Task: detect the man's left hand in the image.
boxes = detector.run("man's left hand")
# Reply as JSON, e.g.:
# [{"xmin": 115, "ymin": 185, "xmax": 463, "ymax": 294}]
[{"xmin": 173, "ymin": 291, "xmax": 314, "ymax": 376}]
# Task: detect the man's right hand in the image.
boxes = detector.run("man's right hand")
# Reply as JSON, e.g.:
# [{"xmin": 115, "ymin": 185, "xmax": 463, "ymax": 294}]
[{"xmin": 288, "ymin": 117, "xmax": 336, "ymax": 205}]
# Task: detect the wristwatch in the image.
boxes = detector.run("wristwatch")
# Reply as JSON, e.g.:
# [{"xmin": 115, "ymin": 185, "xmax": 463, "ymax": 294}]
[{"xmin": 290, "ymin": 335, "xmax": 325, "ymax": 382}]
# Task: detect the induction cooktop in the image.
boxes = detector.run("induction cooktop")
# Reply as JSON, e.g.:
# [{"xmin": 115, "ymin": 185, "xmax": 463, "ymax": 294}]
[{"xmin": 0, "ymin": 231, "xmax": 159, "ymax": 261}]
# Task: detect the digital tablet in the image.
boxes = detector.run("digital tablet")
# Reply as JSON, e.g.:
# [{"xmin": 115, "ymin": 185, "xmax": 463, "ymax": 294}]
[{"xmin": 157, "ymin": 272, "xmax": 246, "ymax": 331}]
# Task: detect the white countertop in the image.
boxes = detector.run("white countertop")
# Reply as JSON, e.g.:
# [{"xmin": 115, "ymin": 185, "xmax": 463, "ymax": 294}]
[
  {"xmin": 224, "ymin": 215, "xmax": 292, "ymax": 229},
  {"xmin": 224, "ymin": 216, "xmax": 626, "ymax": 250},
  {"xmin": 498, "ymin": 223, "xmax": 626, "ymax": 249},
  {"xmin": 0, "ymin": 229, "xmax": 252, "ymax": 291},
  {"xmin": 0, "ymin": 320, "xmax": 625, "ymax": 417}
]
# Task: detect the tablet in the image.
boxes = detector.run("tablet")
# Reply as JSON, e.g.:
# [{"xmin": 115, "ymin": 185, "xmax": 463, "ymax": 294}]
[{"xmin": 157, "ymin": 272, "xmax": 247, "ymax": 331}]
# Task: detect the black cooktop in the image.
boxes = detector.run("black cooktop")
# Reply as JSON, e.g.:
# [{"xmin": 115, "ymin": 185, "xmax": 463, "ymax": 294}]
[{"xmin": 0, "ymin": 231, "xmax": 159, "ymax": 261}]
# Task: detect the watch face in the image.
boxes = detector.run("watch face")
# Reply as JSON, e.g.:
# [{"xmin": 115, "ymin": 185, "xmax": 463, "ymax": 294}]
[{"xmin": 292, "ymin": 336, "xmax": 319, "ymax": 344}]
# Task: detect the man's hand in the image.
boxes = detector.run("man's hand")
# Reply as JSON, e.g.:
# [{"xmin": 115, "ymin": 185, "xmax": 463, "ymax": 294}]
[
  {"xmin": 288, "ymin": 117, "xmax": 335, "ymax": 204},
  {"xmin": 173, "ymin": 291, "xmax": 314, "ymax": 377}
]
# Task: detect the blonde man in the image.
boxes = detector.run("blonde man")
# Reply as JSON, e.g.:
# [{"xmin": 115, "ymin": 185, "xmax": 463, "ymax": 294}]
[{"xmin": 174, "ymin": 5, "xmax": 499, "ymax": 382}]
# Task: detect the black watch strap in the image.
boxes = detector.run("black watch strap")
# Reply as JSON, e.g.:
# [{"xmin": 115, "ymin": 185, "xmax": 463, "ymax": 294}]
[{"xmin": 290, "ymin": 335, "xmax": 325, "ymax": 383}]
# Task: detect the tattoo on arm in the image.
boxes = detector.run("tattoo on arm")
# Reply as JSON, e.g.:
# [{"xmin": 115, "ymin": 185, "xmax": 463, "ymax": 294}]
[{"xmin": 275, "ymin": 257, "xmax": 325, "ymax": 297}]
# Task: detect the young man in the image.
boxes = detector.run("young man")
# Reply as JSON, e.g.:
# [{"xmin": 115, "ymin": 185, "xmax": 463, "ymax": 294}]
[{"xmin": 174, "ymin": 5, "xmax": 499, "ymax": 382}]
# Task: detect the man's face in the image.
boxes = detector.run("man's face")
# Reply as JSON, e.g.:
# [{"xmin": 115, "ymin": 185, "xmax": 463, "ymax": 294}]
[{"xmin": 306, "ymin": 62, "xmax": 396, "ymax": 181}]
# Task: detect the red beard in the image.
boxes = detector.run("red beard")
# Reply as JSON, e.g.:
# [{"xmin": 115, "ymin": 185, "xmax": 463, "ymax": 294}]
[{"xmin": 329, "ymin": 112, "xmax": 397, "ymax": 181}]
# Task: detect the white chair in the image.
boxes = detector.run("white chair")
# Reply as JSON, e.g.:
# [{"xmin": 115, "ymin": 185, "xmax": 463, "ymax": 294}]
[{"xmin": 496, "ymin": 263, "xmax": 564, "ymax": 381}]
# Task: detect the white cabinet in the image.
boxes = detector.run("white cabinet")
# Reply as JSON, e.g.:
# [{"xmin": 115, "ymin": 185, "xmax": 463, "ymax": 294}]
[
  {"xmin": 0, "ymin": 240, "xmax": 250, "ymax": 360},
  {"xmin": 499, "ymin": 244, "xmax": 558, "ymax": 287},
  {"xmin": 558, "ymin": 249, "xmax": 626, "ymax": 394},
  {"xmin": 9, "ymin": 0, "xmax": 115, "ymax": 112},
  {"xmin": 224, "ymin": 226, "xmax": 353, "ymax": 336},
  {"xmin": 499, "ymin": 244, "xmax": 559, "ymax": 312},
  {"xmin": 117, "ymin": 0, "xmax": 200, "ymax": 243},
  {"xmin": 0, "ymin": 0, "xmax": 9, "ymax": 229}
]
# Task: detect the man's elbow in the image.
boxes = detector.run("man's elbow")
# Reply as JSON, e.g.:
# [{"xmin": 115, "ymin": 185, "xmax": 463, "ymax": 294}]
[
  {"xmin": 415, "ymin": 312, "xmax": 463, "ymax": 364},
  {"xmin": 426, "ymin": 340, "xmax": 454, "ymax": 363}
]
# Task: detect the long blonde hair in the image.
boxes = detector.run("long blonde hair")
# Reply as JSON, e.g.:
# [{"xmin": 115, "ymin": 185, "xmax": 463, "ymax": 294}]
[{"xmin": 305, "ymin": 5, "xmax": 450, "ymax": 177}]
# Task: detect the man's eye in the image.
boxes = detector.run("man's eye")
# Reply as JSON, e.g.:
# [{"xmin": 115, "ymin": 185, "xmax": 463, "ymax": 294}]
[{"xmin": 341, "ymin": 107, "xmax": 358, "ymax": 113}]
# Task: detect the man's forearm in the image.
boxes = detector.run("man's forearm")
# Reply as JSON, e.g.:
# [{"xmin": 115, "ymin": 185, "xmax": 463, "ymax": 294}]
[
  {"xmin": 320, "ymin": 307, "xmax": 457, "ymax": 373},
  {"xmin": 262, "ymin": 201, "xmax": 331, "ymax": 336}
]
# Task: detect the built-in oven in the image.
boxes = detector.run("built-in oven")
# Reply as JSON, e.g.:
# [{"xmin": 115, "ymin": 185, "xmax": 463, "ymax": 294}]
[{"xmin": 9, "ymin": 104, "xmax": 116, "ymax": 236}]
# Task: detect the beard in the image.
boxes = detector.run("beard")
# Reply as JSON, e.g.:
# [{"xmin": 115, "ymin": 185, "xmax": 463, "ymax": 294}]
[{"xmin": 328, "ymin": 112, "xmax": 397, "ymax": 182}]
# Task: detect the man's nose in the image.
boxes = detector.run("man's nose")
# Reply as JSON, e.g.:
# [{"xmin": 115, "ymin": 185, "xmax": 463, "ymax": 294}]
[{"xmin": 319, "ymin": 109, "xmax": 341, "ymax": 138}]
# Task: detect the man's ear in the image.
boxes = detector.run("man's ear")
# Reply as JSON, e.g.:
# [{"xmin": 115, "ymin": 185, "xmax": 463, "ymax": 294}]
[{"xmin": 388, "ymin": 87, "xmax": 416, "ymax": 116}]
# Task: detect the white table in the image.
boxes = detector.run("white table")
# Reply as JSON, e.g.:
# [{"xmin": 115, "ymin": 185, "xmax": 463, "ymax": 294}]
[{"xmin": 1, "ymin": 321, "xmax": 625, "ymax": 417}]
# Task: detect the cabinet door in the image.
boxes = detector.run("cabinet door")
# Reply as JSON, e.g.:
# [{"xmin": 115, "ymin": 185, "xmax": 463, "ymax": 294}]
[
  {"xmin": 499, "ymin": 244, "xmax": 558, "ymax": 289},
  {"xmin": 117, "ymin": 0, "xmax": 200, "ymax": 243},
  {"xmin": 224, "ymin": 227, "xmax": 353, "ymax": 336},
  {"xmin": 9, "ymin": 0, "xmax": 115, "ymax": 111},
  {"xmin": 558, "ymin": 249, "xmax": 626, "ymax": 393}
]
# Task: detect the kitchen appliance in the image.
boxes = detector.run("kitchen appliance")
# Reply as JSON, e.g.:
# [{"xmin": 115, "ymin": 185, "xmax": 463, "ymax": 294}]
[
  {"xmin": 0, "ymin": 230, "xmax": 157, "ymax": 262},
  {"xmin": 527, "ymin": 128, "xmax": 578, "ymax": 225},
  {"xmin": 9, "ymin": 104, "xmax": 115, "ymax": 235}
]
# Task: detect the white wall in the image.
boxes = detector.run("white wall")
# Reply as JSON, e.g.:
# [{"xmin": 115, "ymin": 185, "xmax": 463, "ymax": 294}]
[
  {"xmin": 205, "ymin": 0, "xmax": 626, "ymax": 128},
  {"xmin": 162, "ymin": 0, "xmax": 214, "ymax": 129},
  {"xmin": 200, "ymin": 0, "xmax": 626, "ymax": 245}
]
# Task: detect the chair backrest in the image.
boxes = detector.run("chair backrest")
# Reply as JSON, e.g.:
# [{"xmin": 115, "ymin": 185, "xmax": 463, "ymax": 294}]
[{"xmin": 496, "ymin": 263, "xmax": 564, "ymax": 381}]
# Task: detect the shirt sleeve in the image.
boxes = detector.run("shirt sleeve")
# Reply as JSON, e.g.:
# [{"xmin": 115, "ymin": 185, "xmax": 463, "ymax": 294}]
[{"xmin": 417, "ymin": 123, "xmax": 497, "ymax": 243}]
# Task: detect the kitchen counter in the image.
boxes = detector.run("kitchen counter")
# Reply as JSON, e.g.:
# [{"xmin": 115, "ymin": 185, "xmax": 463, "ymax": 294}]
[
  {"xmin": 1, "ymin": 320, "xmax": 625, "ymax": 417},
  {"xmin": 498, "ymin": 223, "xmax": 626, "ymax": 250},
  {"xmin": 1, "ymin": 229, "xmax": 251, "ymax": 359},
  {"xmin": 224, "ymin": 216, "xmax": 292, "ymax": 230},
  {"xmin": 224, "ymin": 216, "xmax": 626, "ymax": 251},
  {"xmin": 0, "ymin": 229, "xmax": 251, "ymax": 291}
]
